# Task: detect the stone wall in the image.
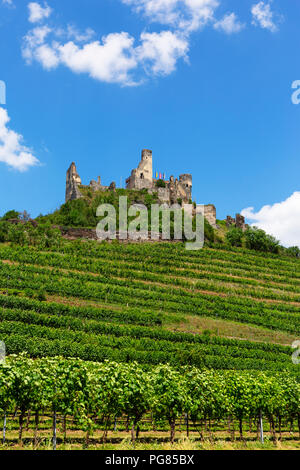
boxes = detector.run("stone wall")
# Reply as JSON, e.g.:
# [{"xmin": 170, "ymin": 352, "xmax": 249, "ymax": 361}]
[
  {"xmin": 157, "ymin": 187, "xmax": 170, "ymax": 203},
  {"xmin": 226, "ymin": 213, "xmax": 247, "ymax": 232},
  {"xmin": 58, "ymin": 226, "xmax": 181, "ymax": 242},
  {"xmin": 204, "ymin": 204, "xmax": 217, "ymax": 228}
]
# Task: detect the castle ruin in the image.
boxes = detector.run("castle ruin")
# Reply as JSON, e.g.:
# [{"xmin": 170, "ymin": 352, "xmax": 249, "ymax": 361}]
[
  {"xmin": 125, "ymin": 149, "xmax": 192, "ymax": 205},
  {"xmin": 226, "ymin": 214, "xmax": 248, "ymax": 232},
  {"xmin": 65, "ymin": 149, "xmax": 217, "ymax": 227}
]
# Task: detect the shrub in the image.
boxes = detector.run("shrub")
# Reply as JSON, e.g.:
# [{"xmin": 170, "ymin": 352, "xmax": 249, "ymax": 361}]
[
  {"xmin": 155, "ymin": 179, "xmax": 166, "ymax": 188},
  {"xmin": 226, "ymin": 227, "xmax": 243, "ymax": 247},
  {"xmin": 285, "ymin": 246, "xmax": 300, "ymax": 258},
  {"xmin": 244, "ymin": 227, "xmax": 280, "ymax": 254},
  {"xmin": 0, "ymin": 221, "xmax": 9, "ymax": 242},
  {"xmin": 204, "ymin": 218, "xmax": 214, "ymax": 243},
  {"xmin": 1, "ymin": 210, "xmax": 20, "ymax": 221}
]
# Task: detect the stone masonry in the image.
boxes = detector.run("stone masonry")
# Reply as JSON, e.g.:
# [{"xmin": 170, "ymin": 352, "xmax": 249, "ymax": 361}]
[
  {"xmin": 65, "ymin": 149, "xmax": 217, "ymax": 227},
  {"xmin": 226, "ymin": 214, "xmax": 248, "ymax": 232},
  {"xmin": 126, "ymin": 149, "xmax": 192, "ymax": 205}
]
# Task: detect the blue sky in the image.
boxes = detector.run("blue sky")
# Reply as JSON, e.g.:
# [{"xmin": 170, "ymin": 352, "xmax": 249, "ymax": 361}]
[{"xmin": 0, "ymin": 0, "xmax": 300, "ymax": 245}]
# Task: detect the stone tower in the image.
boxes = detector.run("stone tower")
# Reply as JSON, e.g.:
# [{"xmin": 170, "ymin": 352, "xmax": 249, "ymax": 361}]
[
  {"xmin": 126, "ymin": 149, "xmax": 153, "ymax": 190},
  {"xmin": 178, "ymin": 174, "xmax": 192, "ymax": 202},
  {"xmin": 65, "ymin": 162, "xmax": 82, "ymax": 202}
]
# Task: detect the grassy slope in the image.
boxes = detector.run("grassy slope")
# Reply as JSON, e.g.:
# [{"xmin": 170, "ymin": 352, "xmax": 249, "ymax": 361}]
[{"xmin": 0, "ymin": 239, "xmax": 299, "ymax": 372}]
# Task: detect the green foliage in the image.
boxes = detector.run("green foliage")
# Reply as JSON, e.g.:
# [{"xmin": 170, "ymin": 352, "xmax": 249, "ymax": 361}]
[
  {"xmin": 155, "ymin": 179, "xmax": 166, "ymax": 188},
  {"xmin": 37, "ymin": 189, "xmax": 160, "ymax": 229},
  {"xmin": 151, "ymin": 364, "xmax": 188, "ymax": 440},
  {"xmin": 0, "ymin": 221, "xmax": 62, "ymax": 248},
  {"xmin": 204, "ymin": 218, "xmax": 214, "ymax": 242},
  {"xmin": 216, "ymin": 219, "xmax": 226, "ymax": 227},
  {"xmin": 285, "ymin": 246, "xmax": 300, "ymax": 258},
  {"xmin": 0, "ymin": 221, "xmax": 9, "ymax": 243},
  {"xmin": 0, "ymin": 356, "xmax": 299, "ymax": 443},
  {"xmin": 37, "ymin": 290, "xmax": 47, "ymax": 302},
  {"xmin": 0, "ymin": 235, "xmax": 300, "ymax": 373},
  {"xmin": 245, "ymin": 227, "xmax": 280, "ymax": 254},
  {"xmin": 226, "ymin": 227, "xmax": 243, "ymax": 247},
  {"xmin": 1, "ymin": 241, "xmax": 300, "ymax": 339},
  {"xmin": 1, "ymin": 210, "xmax": 20, "ymax": 221}
]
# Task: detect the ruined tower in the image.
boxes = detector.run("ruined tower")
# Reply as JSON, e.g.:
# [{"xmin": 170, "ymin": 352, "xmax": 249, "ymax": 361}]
[
  {"xmin": 65, "ymin": 162, "xmax": 82, "ymax": 202},
  {"xmin": 178, "ymin": 174, "xmax": 192, "ymax": 202},
  {"xmin": 126, "ymin": 149, "xmax": 153, "ymax": 190}
]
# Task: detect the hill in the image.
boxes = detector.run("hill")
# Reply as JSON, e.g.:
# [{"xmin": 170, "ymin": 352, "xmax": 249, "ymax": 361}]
[
  {"xmin": 36, "ymin": 187, "xmax": 217, "ymax": 242},
  {"xmin": 0, "ymin": 236, "xmax": 299, "ymax": 373}
]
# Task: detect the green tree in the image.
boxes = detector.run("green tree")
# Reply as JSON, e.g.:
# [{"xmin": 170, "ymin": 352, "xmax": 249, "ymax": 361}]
[
  {"xmin": 1, "ymin": 210, "xmax": 20, "ymax": 221},
  {"xmin": 245, "ymin": 227, "xmax": 280, "ymax": 253},
  {"xmin": 226, "ymin": 227, "xmax": 243, "ymax": 247}
]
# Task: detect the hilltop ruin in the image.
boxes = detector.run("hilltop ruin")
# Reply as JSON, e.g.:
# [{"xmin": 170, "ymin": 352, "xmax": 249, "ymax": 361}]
[{"xmin": 65, "ymin": 149, "xmax": 218, "ymax": 227}]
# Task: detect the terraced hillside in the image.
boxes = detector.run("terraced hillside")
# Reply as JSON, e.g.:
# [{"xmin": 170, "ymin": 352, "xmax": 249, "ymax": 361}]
[{"xmin": 0, "ymin": 240, "xmax": 299, "ymax": 373}]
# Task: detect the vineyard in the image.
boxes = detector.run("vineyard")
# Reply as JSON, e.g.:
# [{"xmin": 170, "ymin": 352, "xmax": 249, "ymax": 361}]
[
  {"xmin": 0, "ymin": 240, "xmax": 299, "ymax": 371},
  {"xmin": 0, "ymin": 237, "xmax": 299, "ymax": 448},
  {"xmin": 0, "ymin": 356, "xmax": 299, "ymax": 449}
]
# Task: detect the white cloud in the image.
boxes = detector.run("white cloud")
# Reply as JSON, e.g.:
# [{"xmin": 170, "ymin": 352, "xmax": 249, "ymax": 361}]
[
  {"xmin": 22, "ymin": 25, "xmax": 57, "ymax": 68},
  {"xmin": 251, "ymin": 1, "xmax": 278, "ymax": 32},
  {"xmin": 137, "ymin": 31, "xmax": 188, "ymax": 75},
  {"xmin": 0, "ymin": 107, "xmax": 39, "ymax": 171},
  {"xmin": 65, "ymin": 25, "xmax": 95, "ymax": 43},
  {"xmin": 22, "ymin": 1, "xmax": 247, "ymax": 86},
  {"xmin": 241, "ymin": 192, "xmax": 300, "ymax": 248},
  {"xmin": 122, "ymin": 0, "xmax": 219, "ymax": 32},
  {"xmin": 57, "ymin": 33, "xmax": 138, "ymax": 85},
  {"xmin": 22, "ymin": 26, "xmax": 188, "ymax": 85},
  {"xmin": 33, "ymin": 43, "xmax": 60, "ymax": 69},
  {"xmin": 214, "ymin": 12, "xmax": 244, "ymax": 34},
  {"xmin": 23, "ymin": 25, "xmax": 51, "ymax": 50},
  {"xmin": 28, "ymin": 2, "xmax": 52, "ymax": 23}
]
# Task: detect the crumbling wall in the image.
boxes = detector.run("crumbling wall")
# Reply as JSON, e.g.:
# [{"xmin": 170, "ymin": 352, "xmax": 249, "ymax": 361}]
[
  {"xmin": 66, "ymin": 163, "xmax": 111, "ymax": 202},
  {"xmin": 226, "ymin": 215, "xmax": 235, "ymax": 227},
  {"xmin": 157, "ymin": 188, "xmax": 170, "ymax": 203},
  {"xmin": 204, "ymin": 204, "xmax": 217, "ymax": 228},
  {"xmin": 178, "ymin": 174, "xmax": 192, "ymax": 203},
  {"xmin": 236, "ymin": 213, "xmax": 246, "ymax": 230},
  {"xmin": 65, "ymin": 162, "xmax": 82, "ymax": 202},
  {"xmin": 226, "ymin": 213, "xmax": 247, "ymax": 232}
]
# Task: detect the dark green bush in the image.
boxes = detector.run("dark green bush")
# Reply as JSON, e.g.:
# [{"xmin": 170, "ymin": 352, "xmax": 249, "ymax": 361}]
[
  {"xmin": 155, "ymin": 179, "xmax": 166, "ymax": 188},
  {"xmin": 1, "ymin": 210, "xmax": 20, "ymax": 220},
  {"xmin": 244, "ymin": 227, "xmax": 280, "ymax": 254},
  {"xmin": 226, "ymin": 227, "xmax": 243, "ymax": 247},
  {"xmin": 285, "ymin": 246, "xmax": 300, "ymax": 258}
]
